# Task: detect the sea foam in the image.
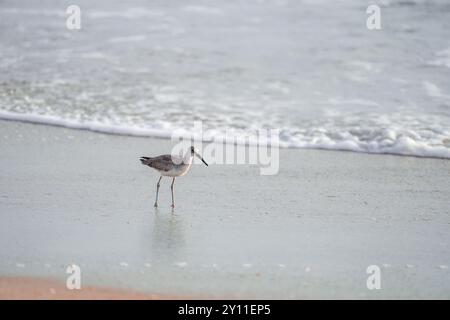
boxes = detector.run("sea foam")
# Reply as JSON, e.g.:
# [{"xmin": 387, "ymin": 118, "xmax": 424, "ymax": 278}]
[{"xmin": 1, "ymin": 110, "xmax": 449, "ymax": 159}]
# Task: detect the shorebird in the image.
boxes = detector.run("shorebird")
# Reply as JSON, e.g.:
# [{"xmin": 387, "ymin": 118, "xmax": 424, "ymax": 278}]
[{"xmin": 140, "ymin": 146, "xmax": 208, "ymax": 208}]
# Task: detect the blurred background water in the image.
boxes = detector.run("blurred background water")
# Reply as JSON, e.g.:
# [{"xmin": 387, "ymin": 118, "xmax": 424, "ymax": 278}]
[{"xmin": 0, "ymin": 0, "xmax": 449, "ymax": 157}]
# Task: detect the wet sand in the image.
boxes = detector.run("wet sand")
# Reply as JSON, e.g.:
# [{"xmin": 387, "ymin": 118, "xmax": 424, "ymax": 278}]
[
  {"xmin": 0, "ymin": 276, "xmax": 183, "ymax": 300},
  {"xmin": 0, "ymin": 120, "xmax": 449, "ymax": 299}
]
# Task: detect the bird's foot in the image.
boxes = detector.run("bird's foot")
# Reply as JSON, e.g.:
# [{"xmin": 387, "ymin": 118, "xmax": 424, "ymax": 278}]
[
  {"xmin": 171, "ymin": 204, "xmax": 175, "ymax": 209},
  {"xmin": 154, "ymin": 203, "xmax": 158, "ymax": 208}
]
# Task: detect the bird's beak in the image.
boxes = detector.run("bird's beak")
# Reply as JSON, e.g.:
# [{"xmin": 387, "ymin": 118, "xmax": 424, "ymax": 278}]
[{"xmin": 194, "ymin": 151, "xmax": 208, "ymax": 166}]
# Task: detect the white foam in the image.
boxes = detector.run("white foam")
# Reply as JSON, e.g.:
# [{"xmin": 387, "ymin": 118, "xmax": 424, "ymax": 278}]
[
  {"xmin": 1, "ymin": 110, "xmax": 449, "ymax": 160},
  {"xmin": 423, "ymin": 81, "xmax": 441, "ymax": 98},
  {"xmin": 0, "ymin": 111, "xmax": 171, "ymax": 138},
  {"xmin": 428, "ymin": 48, "xmax": 450, "ymax": 69},
  {"xmin": 423, "ymin": 81, "xmax": 450, "ymax": 100}
]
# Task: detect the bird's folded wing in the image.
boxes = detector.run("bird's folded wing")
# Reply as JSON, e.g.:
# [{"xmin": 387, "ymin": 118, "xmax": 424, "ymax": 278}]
[{"xmin": 147, "ymin": 154, "xmax": 178, "ymax": 172}]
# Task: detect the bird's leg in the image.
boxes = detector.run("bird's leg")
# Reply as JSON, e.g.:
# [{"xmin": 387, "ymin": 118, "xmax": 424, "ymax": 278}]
[
  {"xmin": 154, "ymin": 176, "xmax": 162, "ymax": 208},
  {"xmin": 170, "ymin": 177, "xmax": 176, "ymax": 208}
]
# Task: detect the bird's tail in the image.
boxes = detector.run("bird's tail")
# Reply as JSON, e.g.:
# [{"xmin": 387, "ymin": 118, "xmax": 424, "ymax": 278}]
[{"xmin": 140, "ymin": 156, "xmax": 152, "ymax": 165}]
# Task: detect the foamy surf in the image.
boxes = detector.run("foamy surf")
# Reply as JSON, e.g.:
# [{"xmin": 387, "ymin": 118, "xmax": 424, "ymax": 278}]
[
  {"xmin": 1, "ymin": 110, "xmax": 449, "ymax": 159},
  {"xmin": 0, "ymin": 111, "xmax": 170, "ymax": 138}
]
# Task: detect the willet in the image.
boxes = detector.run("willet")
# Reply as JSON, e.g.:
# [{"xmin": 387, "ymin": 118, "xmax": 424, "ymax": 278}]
[{"xmin": 140, "ymin": 146, "xmax": 208, "ymax": 208}]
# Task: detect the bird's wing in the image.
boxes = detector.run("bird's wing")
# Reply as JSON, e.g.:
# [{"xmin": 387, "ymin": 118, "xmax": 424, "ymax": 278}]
[{"xmin": 146, "ymin": 154, "xmax": 178, "ymax": 172}]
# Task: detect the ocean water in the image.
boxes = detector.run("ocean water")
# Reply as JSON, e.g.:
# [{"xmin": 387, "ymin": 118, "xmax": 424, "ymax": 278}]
[{"xmin": 1, "ymin": 0, "xmax": 450, "ymax": 158}]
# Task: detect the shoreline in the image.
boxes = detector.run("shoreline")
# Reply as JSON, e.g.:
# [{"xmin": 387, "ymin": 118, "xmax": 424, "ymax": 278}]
[
  {"xmin": 1, "ymin": 113, "xmax": 449, "ymax": 161},
  {"xmin": 0, "ymin": 276, "xmax": 191, "ymax": 300}
]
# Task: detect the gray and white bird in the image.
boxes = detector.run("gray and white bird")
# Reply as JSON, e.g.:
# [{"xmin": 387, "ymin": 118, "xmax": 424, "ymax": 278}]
[{"xmin": 140, "ymin": 146, "xmax": 208, "ymax": 208}]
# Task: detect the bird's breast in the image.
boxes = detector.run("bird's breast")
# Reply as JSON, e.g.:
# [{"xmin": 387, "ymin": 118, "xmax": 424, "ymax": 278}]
[{"xmin": 162, "ymin": 162, "xmax": 192, "ymax": 177}]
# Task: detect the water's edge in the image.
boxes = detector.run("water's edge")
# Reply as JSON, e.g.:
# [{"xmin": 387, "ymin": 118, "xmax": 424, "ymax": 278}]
[{"xmin": 2, "ymin": 110, "xmax": 449, "ymax": 160}]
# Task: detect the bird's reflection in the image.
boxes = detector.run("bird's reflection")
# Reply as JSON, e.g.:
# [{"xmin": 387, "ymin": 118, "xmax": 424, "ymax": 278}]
[{"xmin": 145, "ymin": 209, "xmax": 186, "ymax": 264}]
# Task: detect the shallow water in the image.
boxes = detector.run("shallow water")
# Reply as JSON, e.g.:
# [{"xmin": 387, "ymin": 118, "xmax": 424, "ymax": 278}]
[{"xmin": 1, "ymin": 0, "xmax": 450, "ymax": 157}]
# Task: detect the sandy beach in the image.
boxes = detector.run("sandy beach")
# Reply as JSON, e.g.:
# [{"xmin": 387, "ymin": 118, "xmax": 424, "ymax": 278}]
[
  {"xmin": 0, "ymin": 120, "xmax": 449, "ymax": 299},
  {"xmin": 0, "ymin": 276, "xmax": 184, "ymax": 300}
]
